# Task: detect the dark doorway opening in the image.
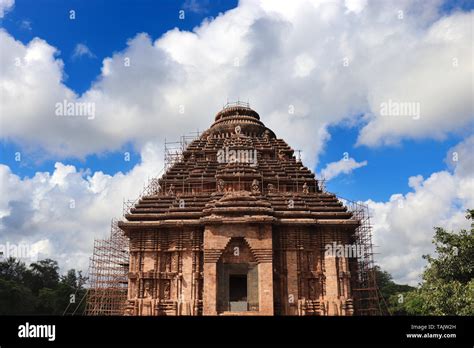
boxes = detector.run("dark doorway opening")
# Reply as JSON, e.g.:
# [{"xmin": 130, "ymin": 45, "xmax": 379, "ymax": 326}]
[{"xmin": 229, "ymin": 275, "xmax": 247, "ymax": 302}]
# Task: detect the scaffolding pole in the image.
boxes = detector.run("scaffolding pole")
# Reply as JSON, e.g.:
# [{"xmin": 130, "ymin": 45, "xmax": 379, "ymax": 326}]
[
  {"xmin": 339, "ymin": 197, "xmax": 381, "ymax": 315},
  {"xmin": 85, "ymin": 219, "xmax": 129, "ymax": 315},
  {"xmin": 87, "ymin": 132, "xmax": 200, "ymax": 315}
]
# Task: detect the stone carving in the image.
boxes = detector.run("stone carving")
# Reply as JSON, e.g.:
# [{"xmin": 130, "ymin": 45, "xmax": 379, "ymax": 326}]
[
  {"xmin": 302, "ymin": 182, "xmax": 309, "ymax": 194},
  {"xmin": 165, "ymin": 254, "xmax": 172, "ymax": 272},
  {"xmin": 251, "ymin": 179, "xmax": 260, "ymax": 194},
  {"xmin": 163, "ymin": 280, "xmax": 170, "ymax": 300},
  {"xmin": 278, "ymin": 150, "xmax": 286, "ymax": 161},
  {"xmin": 171, "ymin": 253, "xmax": 178, "ymax": 272},
  {"xmin": 263, "ymin": 129, "xmax": 270, "ymax": 141},
  {"xmin": 144, "ymin": 280, "xmax": 152, "ymax": 298},
  {"xmin": 149, "ymin": 178, "xmax": 161, "ymax": 195},
  {"xmin": 309, "ymin": 279, "xmax": 316, "ymax": 298},
  {"xmin": 217, "ymin": 179, "xmax": 225, "ymax": 193},
  {"xmin": 200, "ymin": 130, "xmax": 210, "ymax": 140},
  {"xmin": 117, "ymin": 104, "xmax": 370, "ymax": 317}
]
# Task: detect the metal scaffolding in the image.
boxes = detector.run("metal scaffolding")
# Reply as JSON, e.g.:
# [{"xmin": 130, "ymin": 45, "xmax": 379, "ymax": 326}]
[
  {"xmin": 164, "ymin": 132, "xmax": 200, "ymax": 170},
  {"xmin": 85, "ymin": 219, "xmax": 129, "ymax": 315},
  {"xmin": 86, "ymin": 129, "xmax": 382, "ymax": 316},
  {"xmin": 340, "ymin": 197, "xmax": 382, "ymax": 315},
  {"xmin": 87, "ymin": 133, "xmax": 200, "ymax": 315},
  {"xmin": 122, "ymin": 132, "xmax": 201, "ymax": 216}
]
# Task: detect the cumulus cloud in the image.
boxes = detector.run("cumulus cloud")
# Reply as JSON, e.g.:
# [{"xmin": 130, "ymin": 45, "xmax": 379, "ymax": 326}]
[
  {"xmin": 356, "ymin": 12, "xmax": 473, "ymax": 147},
  {"xmin": 0, "ymin": 0, "xmax": 14, "ymax": 18},
  {"xmin": 0, "ymin": 0, "xmax": 472, "ymax": 168},
  {"xmin": 320, "ymin": 157, "xmax": 368, "ymax": 180},
  {"xmin": 367, "ymin": 136, "xmax": 474, "ymax": 285},
  {"xmin": 344, "ymin": 0, "xmax": 368, "ymax": 14},
  {"xmin": 0, "ymin": 142, "xmax": 163, "ymax": 272},
  {"xmin": 0, "ymin": 0, "xmax": 472, "ymax": 282}
]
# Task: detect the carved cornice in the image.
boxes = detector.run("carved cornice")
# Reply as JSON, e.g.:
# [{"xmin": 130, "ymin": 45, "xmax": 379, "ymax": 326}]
[
  {"xmin": 251, "ymin": 248, "xmax": 273, "ymax": 263},
  {"xmin": 203, "ymin": 249, "xmax": 223, "ymax": 263}
]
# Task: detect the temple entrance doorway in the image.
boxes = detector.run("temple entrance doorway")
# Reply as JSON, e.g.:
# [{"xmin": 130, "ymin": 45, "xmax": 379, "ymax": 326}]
[
  {"xmin": 229, "ymin": 274, "xmax": 247, "ymax": 311},
  {"xmin": 216, "ymin": 237, "xmax": 259, "ymax": 313}
]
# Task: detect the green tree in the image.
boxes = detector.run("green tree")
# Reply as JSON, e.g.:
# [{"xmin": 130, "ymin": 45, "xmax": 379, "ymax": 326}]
[
  {"xmin": 374, "ymin": 266, "xmax": 414, "ymax": 315},
  {"xmin": 0, "ymin": 278, "xmax": 36, "ymax": 314},
  {"xmin": 0, "ymin": 257, "xmax": 30, "ymax": 282},
  {"xmin": 34, "ymin": 268, "xmax": 88, "ymax": 314},
  {"xmin": 0, "ymin": 257, "xmax": 87, "ymax": 315},
  {"xmin": 26, "ymin": 258, "xmax": 60, "ymax": 294},
  {"xmin": 36, "ymin": 287, "xmax": 58, "ymax": 314},
  {"xmin": 402, "ymin": 210, "xmax": 474, "ymax": 315},
  {"xmin": 56, "ymin": 269, "xmax": 88, "ymax": 315}
]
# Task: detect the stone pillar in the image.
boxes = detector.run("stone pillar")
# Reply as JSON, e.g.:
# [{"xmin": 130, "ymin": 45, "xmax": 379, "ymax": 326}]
[
  {"xmin": 324, "ymin": 256, "xmax": 340, "ymax": 315},
  {"xmin": 181, "ymin": 250, "xmax": 193, "ymax": 315},
  {"xmin": 203, "ymin": 261, "xmax": 217, "ymax": 315},
  {"xmin": 257, "ymin": 262, "xmax": 274, "ymax": 315},
  {"xmin": 339, "ymin": 256, "xmax": 350, "ymax": 298},
  {"xmin": 339, "ymin": 256, "xmax": 353, "ymax": 316},
  {"xmin": 203, "ymin": 249, "xmax": 222, "ymax": 315},
  {"xmin": 286, "ymin": 250, "xmax": 298, "ymax": 315},
  {"xmin": 246, "ymin": 226, "xmax": 274, "ymax": 315}
]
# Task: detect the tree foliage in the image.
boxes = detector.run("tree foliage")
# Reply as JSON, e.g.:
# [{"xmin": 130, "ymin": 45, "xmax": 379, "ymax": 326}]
[
  {"xmin": 0, "ymin": 257, "xmax": 87, "ymax": 315},
  {"xmin": 374, "ymin": 266, "xmax": 415, "ymax": 315},
  {"xmin": 2, "ymin": 210, "xmax": 472, "ymax": 316},
  {"xmin": 396, "ymin": 209, "xmax": 474, "ymax": 315}
]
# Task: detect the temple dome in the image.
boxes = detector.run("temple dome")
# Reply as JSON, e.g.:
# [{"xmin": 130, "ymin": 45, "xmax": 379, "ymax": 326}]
[
  {"xmin": 214, "ymin": 102, "xmax": 260, "ymax": 122},
  {"xmin": 204, "ymin": 101, "xmax": 276, "ymax": 139}
]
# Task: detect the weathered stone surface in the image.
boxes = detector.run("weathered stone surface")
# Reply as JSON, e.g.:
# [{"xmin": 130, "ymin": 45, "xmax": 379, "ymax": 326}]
[{"xmin": 119, "ymin": 104, "xmax": 359, "ymax": 316}]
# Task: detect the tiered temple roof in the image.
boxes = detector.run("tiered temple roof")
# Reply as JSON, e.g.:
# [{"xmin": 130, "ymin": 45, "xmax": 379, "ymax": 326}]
[{"xmin": 119, "ymin": 102, "xmax": 358, "ymax": 231}]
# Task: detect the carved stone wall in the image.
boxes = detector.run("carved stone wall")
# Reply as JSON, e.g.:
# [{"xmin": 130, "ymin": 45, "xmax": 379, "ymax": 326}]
[
  {"xmin": 202, "ymin": 224, "xmax": 274, "ymax": 315},
  {"xmin": 119, "ymin": 104, "xmax": 365, "ymax": 316},
  {"xmin": 273, "ymin": 226, "xmax": 355, "ymax": 316},
  {"xmin": 125, "ymin": 228, "xmax": 203, "ymax": 316}
]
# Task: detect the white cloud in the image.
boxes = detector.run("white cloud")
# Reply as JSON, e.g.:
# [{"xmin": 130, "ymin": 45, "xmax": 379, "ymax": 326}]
[
  {"xmin": 357, "ymin": 12, "xmax": 473, "ymax": 147},
  {"xmin": 0, "ymin": 0, "xmax": 14, "ymax": 18},
  {"xmin": 0, "ymin": 142, "xmax": 163, "ymax": 272},
  {"xmin": 1, "ymin": 138, "xmax": 470, "ymax": 282},
  {"xmin": 72, "ymin": 43, "xmax": 96, "ymax": 59},
  {"xmin": 0, "ymin": 1, "xmax": 471, "ymax": 169},
  {"xmin": 0, "ymin": 0, "xmax": 472, "ymax": 281},
  {"xmin": 182, "ymin": 0, "xmax": 208, "ymax": 14},
  {"xmin": 367, "ymin": 136, "xmax": 474, "ymax": 285},
  {"xmin": 293, "ymin": 53, "xmax": 316, "ymax": 78},
  {"xmin": 320, "ymin": 157, "xmax": 367, "ymax": 180},
  {"xmin": 345, "ymin": 0, "xmax": 367, "ymax": 14},
  {"xmin": 20, "ymin": 20, "xmax": 32, "ymax": 31}
]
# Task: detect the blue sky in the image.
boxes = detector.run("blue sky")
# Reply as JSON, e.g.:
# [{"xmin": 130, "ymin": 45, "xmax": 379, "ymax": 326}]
[
  {"xmin": 0, "ymin": 0, "xmax": 472, "ymax": 283},
  {"xmin": 0, "ymin": 0, "xmax": 237, "ymax": 178},
  {"xmin": 320, "ymin": 125, "xmax": 465, "ymax": 201},
  {"xmin": 0, "ymin": 0, "xmax": 470, "ymax": 201},
  {"xmin": 1, "ymin": 0, "xmax": 238, "ymax": 94}
]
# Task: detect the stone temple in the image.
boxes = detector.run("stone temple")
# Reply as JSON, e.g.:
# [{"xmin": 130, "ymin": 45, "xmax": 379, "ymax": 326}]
[{"xmin": 115, "ymin": 102, "xmax": 376, "ymax": 316}]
